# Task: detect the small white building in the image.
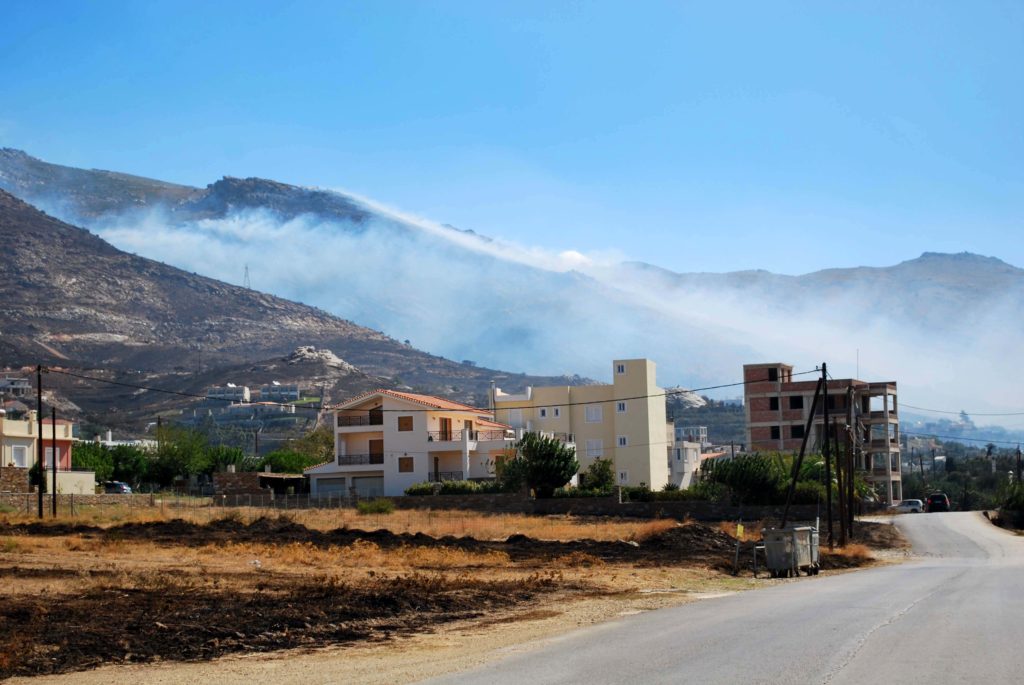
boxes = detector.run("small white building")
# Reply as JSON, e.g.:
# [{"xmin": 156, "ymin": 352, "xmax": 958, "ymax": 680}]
[
  {"xmin": 669, "ymin": 440, "xmax": 702, "ymax": 489},
  {"xmin": 306, "ymin": 390, "xmax": 515, "ymax": 497}
]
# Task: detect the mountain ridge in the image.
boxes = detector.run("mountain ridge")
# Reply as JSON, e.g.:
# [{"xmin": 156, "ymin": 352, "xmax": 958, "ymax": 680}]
[
  {"xmin": 2, "ymin": 147, "xmax": 1022, "ymax": 425},
  {"xmin": 0, "ymin": 188, "xmax": 588, "ymax": 423}
]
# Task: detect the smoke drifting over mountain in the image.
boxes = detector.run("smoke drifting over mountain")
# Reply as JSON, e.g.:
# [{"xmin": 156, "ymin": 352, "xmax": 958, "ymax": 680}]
[{"xmin": 3, "ymin": 149, "xmax": 1019, "ymax": 430}]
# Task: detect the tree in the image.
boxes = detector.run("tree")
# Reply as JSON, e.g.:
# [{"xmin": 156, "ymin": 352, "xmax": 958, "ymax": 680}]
[
  {"xmin": 258, "ymin": 449, "xmax": 322, "ymax": 474},
  {"xmin": 205, "ymin": 445, "xmax": 253, "ymax": 474},
  {"xmin": 149, "ymin": 425, "xmax": 211, "ymax": 486},
  {"xmin": 580, "ymin": 457, "xmax": 614, "ymax": 492},
  {"xmin": 71, "ymin": 442, "xmax": 115, "ymax": 482},
  {"xmin": 286, "ymin": 425, "xmax": 334, "ymax": 463},
  {"xmin": 511, "ymin": 432, "xmax": 579, "ymax": 498},
  {"xmin": 109, "ymin": 444, "xmax": 150, "ymax": 488}
]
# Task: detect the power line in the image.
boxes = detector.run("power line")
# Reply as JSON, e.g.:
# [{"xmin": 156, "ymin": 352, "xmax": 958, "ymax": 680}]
[
  {"xmin": 899, "ymin": 403, "xmax": 1024, "ymax": 418},
  {"xmin": 43, "ymin": 365, "xmax": 820, "ymax": 414},
  {"xmin": 901, "ymin": 429, "xmax": 1023, "ymax": 447}
]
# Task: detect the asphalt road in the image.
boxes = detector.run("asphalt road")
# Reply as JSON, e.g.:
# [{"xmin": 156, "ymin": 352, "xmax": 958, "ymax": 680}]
[{"xmin": 423, "ymin": 512, "xmax": 1024, "ymax": 684}]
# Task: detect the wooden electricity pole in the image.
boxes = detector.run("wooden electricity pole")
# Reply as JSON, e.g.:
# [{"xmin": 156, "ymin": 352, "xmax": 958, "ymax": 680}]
[
  {"xmin": 822, "ymin": 363, "xmax": 833, "ymax": 550},
  {"xmin": 51, "ymin": 407, "xmax": 58, "ymax": 517},
  {"xmin": 833, "ymin": 417, "xmax": 847, "ymax": 547},
  {"xmin": 846, "ymin": 384, "xmax": 856, "ymax": 540},
  {"xmin": 781, "ymin": 376, "xmax": 824, "ymax": 528},
  {"xmin": 36, "ymin": 365, "xmax": 44, "ymax": 519}
]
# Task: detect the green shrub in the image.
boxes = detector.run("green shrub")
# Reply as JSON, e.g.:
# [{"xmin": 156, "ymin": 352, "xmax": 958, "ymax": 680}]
[
  {"xmin": 553, "ymin": 487, "xmax": 615, "ymax": 498},
  {"xmin": 792, "ymin": 480, "xmax": 825, "ymax": 505},
  {"xmin": 662, "ymin": 481, "xmax": 680, "ymax": 492},
  {"xmin": 688, "ymin": 480, "xmax": 727, "ymax": 502},
  {"xmin": 404, "ymin": 480, "xmax": 507, "ymax": 496},
  {"xmin": 356, "ymin": 498, "xmax": 395, "ymax": 515},
  {"xmin": 438, "ymin": 480, "xmax": 484, "ymax": 495},
  {"xmin": 653, "ymin": 488, "xmax": 703, "ymax": 501},
  {"xmin": 1002, "ymin": 483, "xmax": 1024, "ymax": 512},
  {"xmin": 621, "ymin": 485, "xmax": 654, "ymax": 502},
  {"xmin": 404, "ymin": 482, "xmax": 436, "ymax": 496}
]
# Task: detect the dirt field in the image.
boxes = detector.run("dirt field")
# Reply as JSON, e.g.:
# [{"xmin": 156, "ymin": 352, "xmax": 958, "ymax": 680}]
[{"xmin": 0, "ymin": 507, "xmax": 907, "ymax": 682}]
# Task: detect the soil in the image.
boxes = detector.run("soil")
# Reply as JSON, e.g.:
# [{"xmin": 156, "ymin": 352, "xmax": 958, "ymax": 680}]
[{"xmin": 0, "ymin": 517, "xmax": 903, "ymax": 680}]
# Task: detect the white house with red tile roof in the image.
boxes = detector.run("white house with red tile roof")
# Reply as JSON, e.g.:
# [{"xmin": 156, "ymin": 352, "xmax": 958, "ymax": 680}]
[{"xmin": 305, "ymin": 390, "xmax": 516, "ymax": 497}]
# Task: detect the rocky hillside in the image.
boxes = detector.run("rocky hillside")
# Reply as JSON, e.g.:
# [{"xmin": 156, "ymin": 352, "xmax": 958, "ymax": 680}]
[{"xmin": 0, "ymin": 189, "xmax": 586, "ymax": 419}]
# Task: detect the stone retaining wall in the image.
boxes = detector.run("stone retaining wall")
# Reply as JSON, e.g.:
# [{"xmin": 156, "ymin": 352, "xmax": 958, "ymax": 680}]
[
  {"xmin": 0, "ymin": 493, "xmax": 156, "ymax": 513},
  {"xmin": 392, "ymin": 491, "xmax": 823, "ymax": 522},
  {"xmin": 0, "ymin": 466, "xmax": 30, "ymax": 493},
  {"xmin": 213, "ymin": 472, "xmax": 267, "ymax": 496}
]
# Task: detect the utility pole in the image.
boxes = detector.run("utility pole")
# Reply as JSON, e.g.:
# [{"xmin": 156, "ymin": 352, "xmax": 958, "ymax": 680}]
[
  {"xmin": 833, "ymin": 417, "xmax": 847, "ymax": 547},
  {"xmin": 51, "ymin": 407, "xmax": 58, "ymax": 517},
  {"xmin": 36, "ymin": 365, "xmax": 44, "ymax": 519},
  {"xmin": 846, "ymin": 385, "xmax": 855, "ymax": 540},
  {"xmin": 822, "ymin": 363, "xmax": 833, "ymax": 550},
  {"xmin": 1016, "ymin": 445, "xmax": 1022, "ymax": 483},
  {"xmin": 781, "ymin": 376, "xmax": 824, "ymax": 528}
]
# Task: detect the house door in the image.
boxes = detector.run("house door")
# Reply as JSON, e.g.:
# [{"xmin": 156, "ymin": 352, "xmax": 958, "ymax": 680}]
[
  {"xmin": 464, "ymin": 419, "xmax": 473, "ymax": 440},
  {"xmin": 369, "ymin": 439, "xmax": 384, "ymax": 464},
  {"xmin": 439, "ymin": 418, "xmax": 452, "ymax": 441}
]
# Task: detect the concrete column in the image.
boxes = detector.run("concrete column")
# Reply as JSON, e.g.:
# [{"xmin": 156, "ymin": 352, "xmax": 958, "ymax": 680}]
[{"xmin": 461, "ymin": 431, "xmax": 471, "ymax": 479}]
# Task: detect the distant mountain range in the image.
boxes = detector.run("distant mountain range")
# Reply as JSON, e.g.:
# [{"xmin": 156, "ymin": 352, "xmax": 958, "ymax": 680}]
[{"xmin": 2, "ymin": 148, "xmax": 1022, "ymax": 427}]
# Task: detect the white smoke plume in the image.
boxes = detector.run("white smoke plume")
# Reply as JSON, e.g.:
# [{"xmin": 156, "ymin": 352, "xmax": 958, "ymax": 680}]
[{"xmin": 37, "ymin": 189, "xmax": 1024, "ymax": 431}]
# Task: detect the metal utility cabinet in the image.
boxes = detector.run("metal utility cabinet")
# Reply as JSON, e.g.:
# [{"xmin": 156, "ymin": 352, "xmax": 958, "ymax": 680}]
[{"xmin": 763, "ymin": 526, "xmax": 820, "ymax": 578}]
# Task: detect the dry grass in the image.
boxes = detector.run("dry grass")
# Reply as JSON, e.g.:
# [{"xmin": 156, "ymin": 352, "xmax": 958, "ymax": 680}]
[
  {"xmin": 627, "ymin": 518, "xmax": 679, "ymax": 542},
  {"xmin": 826, "ymin": 543, "xmax": 872, "ymax": 560},
  {"xmin": 196, "ymin": 539, "xmax": 513, "ymax": 570},
  {"xmin": 1, "ymin": 505, "xmax": 684, "ymax": 542},
  {"xmin": 718, "ymin": 520, "xmax": 764, "ymax": 542}
]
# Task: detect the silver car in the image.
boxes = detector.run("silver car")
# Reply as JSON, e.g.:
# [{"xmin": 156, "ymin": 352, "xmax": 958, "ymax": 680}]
[{"xmin": 890, "ymin": 498, "xmax": 924, "ymax": 514}]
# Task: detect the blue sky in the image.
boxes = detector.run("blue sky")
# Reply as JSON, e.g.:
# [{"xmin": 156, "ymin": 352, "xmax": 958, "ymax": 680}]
[{"xmin": 1, "ymin": 1, "xmax": 1021, "ymax": 274}]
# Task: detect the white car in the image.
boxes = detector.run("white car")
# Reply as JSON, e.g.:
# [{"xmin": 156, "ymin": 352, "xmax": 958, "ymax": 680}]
[{"xmin": 890, "ymin": 499, "xmax": 924, "ymax": 514}]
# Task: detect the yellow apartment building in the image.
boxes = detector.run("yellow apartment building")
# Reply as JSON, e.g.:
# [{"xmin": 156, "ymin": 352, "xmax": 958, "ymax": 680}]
[{"xmin": 492, "ymin": 359, "xmax": 671, "ymax": 489}]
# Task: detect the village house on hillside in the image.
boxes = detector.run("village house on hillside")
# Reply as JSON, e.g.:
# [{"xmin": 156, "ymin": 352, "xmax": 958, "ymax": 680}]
[
  {"xmin": 492, "ymin": 359, "xmax": 673, "ymax": 490},
  {"xmin": 743, "ymin": 362, "xmax": 901, "ymax": 504},
  {"xmin": 306, "ymin": 390, "xmax": 516, "ymax": 498}
]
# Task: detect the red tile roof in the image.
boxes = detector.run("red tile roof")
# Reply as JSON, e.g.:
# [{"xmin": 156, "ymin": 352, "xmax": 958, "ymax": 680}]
[{"xmin": 334, "ymin": 389, "xmax": 489, "ymax": 414}]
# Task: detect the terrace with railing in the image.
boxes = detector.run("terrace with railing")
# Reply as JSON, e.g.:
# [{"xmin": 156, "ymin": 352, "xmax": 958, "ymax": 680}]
[
  {"xmin": 426, "ymin": 429, "xmax": 514, "ymax": 442},
  {"xmin": 336, "ymin": 414, "xmax": 384, "ymax": 428},
  {"xmin": 335, "ymin": 453, "xmax": 384, "ymax": 466},
  {"xmin": 427, "ymin": 471, "xmax": 464, "ymax": 482}
]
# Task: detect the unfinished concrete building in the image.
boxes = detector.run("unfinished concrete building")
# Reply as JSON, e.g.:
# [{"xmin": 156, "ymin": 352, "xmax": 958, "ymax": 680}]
[{"xmin": 743, "ymin": 363, "xmax": 901, "ymax": 504}]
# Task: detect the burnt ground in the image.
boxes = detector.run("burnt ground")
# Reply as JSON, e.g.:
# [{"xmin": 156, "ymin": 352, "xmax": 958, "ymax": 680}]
[
  {"xmin": 0, "ymin": 570, "xmax": 561, "ymax": 678},
  {"xmin": 0, "ymin": 517, "xmax": 902, "ymax": 678}
]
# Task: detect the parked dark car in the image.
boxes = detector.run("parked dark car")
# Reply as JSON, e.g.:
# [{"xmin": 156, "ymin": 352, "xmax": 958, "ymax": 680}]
[
  {"xmin": 926, "ymin": 492, "xmax": 950, "ymax": 512},
  {"xmin": 103, "ymin": 481, "xmax": 133, "ymax": 494}
]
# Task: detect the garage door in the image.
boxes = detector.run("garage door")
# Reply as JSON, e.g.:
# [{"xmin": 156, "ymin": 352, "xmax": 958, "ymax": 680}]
[
  {"xmin": 315, "ymin": 477, "xmax": 346, "ymax": 496},
  {"xmin": 352, "ymin": 476, "xmax": 384, "ymax": 498}
]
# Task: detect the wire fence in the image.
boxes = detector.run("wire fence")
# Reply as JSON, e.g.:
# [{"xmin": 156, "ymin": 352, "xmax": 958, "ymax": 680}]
[{"xmin": 0, "ymin": 491, "xmax": 368, "ymax": 520}]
